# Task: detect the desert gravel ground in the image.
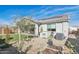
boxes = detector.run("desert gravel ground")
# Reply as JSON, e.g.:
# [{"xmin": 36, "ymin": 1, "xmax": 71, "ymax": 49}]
[{"xmin": 25, "ymin": 37, "xmax": 48, "ymax": 54}]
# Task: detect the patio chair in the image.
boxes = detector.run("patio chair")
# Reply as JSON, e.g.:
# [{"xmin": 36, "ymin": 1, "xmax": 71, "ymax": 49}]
[{"xmin": 54, "ymin": 33, "xmax": 65, "ymax": 40}]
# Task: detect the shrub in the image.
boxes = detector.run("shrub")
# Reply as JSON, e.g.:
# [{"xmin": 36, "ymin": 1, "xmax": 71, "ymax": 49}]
[
  {"xmin": 5, "ymin": 34, "xmax": 11, "ymax": 43},
  {"xmin": 65, "ymin": 40, "xmax": 75, "ymax": 53},
  {"xmin": 0, "ymin": 38, "xmax": 5, "ymax": 44}
]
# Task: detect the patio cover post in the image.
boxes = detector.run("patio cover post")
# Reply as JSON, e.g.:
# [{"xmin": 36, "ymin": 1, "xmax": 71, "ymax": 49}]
[{"xmin": 18, "ymin": 26, "xmax": 21, "ymax": 51}]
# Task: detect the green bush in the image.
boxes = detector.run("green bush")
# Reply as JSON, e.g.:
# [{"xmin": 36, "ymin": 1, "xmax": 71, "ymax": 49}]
[
  {"xmin": 48, "ymin": 35, "xmax": 53, "ymax": 40},
  {"xmin": 66, "ymin": 41, "xmax": 72, "ymax": 48},
  {"xmin": 0, "ymin": 35, "xmax": 2, "ymax": 39},
  {"xmin": 5, "ymin": 34, "xmax": 11, "ymax": 43},
  {"xmin": 65, "ymin": 40, "xmax": 75, "ymax": 53},
  {"xmin": 0, "ymin": 38, "xmax": 5, "ymax": 44}
]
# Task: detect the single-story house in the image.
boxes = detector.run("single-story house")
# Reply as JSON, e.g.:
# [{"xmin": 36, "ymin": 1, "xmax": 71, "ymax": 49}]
[
  {"xmin": 34, "ymin": 15, "xmax": 69, "ymax": 39},
  {"xmin": 14, "ymin": 15, "xmax": 69, "ymax": 46},
  {"xmin": 20, "ymin": 15, "xmax": 69, "ymax": 39}
]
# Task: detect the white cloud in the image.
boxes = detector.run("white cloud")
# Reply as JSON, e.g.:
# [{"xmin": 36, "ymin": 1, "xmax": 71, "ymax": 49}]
[
  {"xmin": 35, "ymin": 6, "xmax": 79, "ymax": 19},
  {"xmin": 31, "ymin": 6, "xmax": 53, "ymax": 16},
  {"xmin": 26, "ymin": 6, "xmax": 47, "ymax": 16}
]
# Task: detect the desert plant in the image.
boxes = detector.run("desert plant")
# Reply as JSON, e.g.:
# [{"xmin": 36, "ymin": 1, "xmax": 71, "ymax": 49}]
[
  {"xmin": 65, "ymin": 40, "xmax": 75, "ymax": 53},
  {"xmin": 5, "ymin": 34, "xmax": 10, "ymax": 43},
  {"xmin": 48, "ymin": 35, "xmax": 53, "ymax": 40},
  {"xmin": 66, "ymin": 41, "xmax": 74, "ymax": 48},
  {"xmin": 0, "ymin": 38, "xmax": 5, "ymax": 44},
  {"xmin": 47, "ymin": 34, "xmax": 53, "ymax": 47}
]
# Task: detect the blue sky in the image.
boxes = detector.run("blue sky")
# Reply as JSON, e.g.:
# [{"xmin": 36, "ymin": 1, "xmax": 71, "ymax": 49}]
[{"xmin": 0, "ymin": 5, "xmax": 79, "ymax": 26}]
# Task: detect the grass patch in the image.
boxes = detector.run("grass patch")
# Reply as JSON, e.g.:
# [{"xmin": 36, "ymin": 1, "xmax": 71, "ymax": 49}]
[{"xmin": 0, "ymin": 34, "xmax": 33, "ymax": 42}]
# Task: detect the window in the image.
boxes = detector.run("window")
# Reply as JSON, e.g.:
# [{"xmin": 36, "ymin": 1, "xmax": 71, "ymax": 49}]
[{"xmin": 47, "ymin": 24, "xmax": 56, "ymax": 31}]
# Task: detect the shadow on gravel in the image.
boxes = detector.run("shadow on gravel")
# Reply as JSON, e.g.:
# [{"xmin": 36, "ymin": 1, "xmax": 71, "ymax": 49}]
[
  {"xmin": 0, "ymin": 38, "xmax": 20, "ymax": 54},
  {"xmin": 66, "ymin": 36, "xmax": 79, "ymax": 54}
]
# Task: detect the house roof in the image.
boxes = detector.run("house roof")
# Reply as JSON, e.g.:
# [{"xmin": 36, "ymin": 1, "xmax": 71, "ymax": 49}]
[
  {"xmin": 20, "ymin": 15, "xmax": 69, "ymax": 25},
  {"xmin": 36, "ymin": 15, "xmax": 69, "ymax": 24}
]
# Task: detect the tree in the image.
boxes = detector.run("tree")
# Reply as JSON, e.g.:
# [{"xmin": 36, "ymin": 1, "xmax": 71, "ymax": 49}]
[
  {"xmin": 13, "ymin": 16, "xmax": 35, "ymax": 52},
  {"xmin": 16, "ymin": 17, "xmax": 35, "ymax": 34}
]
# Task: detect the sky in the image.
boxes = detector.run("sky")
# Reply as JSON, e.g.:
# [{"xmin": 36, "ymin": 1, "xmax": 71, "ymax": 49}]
[{"xmin": 0, "ymin": 5, "xmax": 79, "ymax": 26}]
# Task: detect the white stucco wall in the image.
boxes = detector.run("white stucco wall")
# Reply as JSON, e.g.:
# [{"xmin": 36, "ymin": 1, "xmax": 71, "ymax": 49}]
[
  {"xmin": 56, "ymin": 22, "xmax": 69, "ymax": 37},
  {"xmin": 53, "ymin": 22, "xmax": 69, "ymax": 46},
  {"xmin": 62, "ymin": 22, "xmax": 69, "ymax": 37},
  {"xmin": 56, "ymin": 23, "xmax": 63, "ymax": 33},
  {"xmin": 35, "ymin": 22, "xmax": 69, "ymax": 39},
  {"xmin": 39, "ymin": 24, "xmax": 48, "ymax": 38},
  {"xmin": 41, "ymin": 24, "xmax": 47, "ymax": 32}
]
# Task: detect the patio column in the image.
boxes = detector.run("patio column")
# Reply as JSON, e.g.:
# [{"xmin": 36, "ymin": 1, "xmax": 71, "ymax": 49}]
[{"xmin": 35, "ymin": 24, "xmax": 39, "ymax": 36}]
